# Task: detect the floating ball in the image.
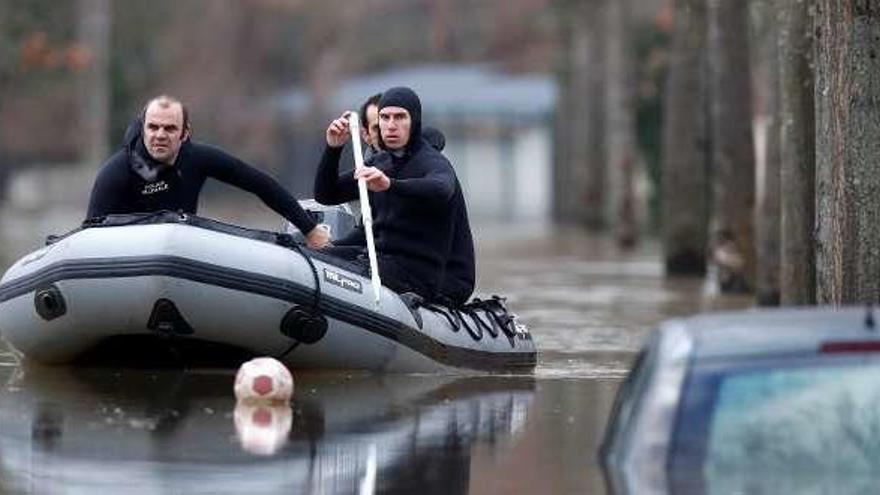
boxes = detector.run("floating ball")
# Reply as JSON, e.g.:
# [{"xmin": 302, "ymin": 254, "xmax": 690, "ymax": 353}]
[{"xmin": 234, "ymin": 357, "xmax": 294, "ymax": 403}]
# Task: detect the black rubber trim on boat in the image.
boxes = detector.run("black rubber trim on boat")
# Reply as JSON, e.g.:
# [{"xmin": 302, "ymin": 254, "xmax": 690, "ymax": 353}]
[
  {"xmin": 0, "ymin": 256, "xmax": 315, "ymax": 305},
  {"xmin": 276, "ymin": 233, "xmax": 330, "ymax": 353},
  {"xmin": 34, "ymin": 285, "xmax": 66, "ymax": 321},
  {"xmin": 280, "ymin": 306, "xmax": 327, "ymax": 345},
  {"xmin": 148, "ymin": 298, "xmax": 195, "ymax": 335},
  {"xmin": 0, "ymin": 256, "xmax": 536, "ymax": 371}
]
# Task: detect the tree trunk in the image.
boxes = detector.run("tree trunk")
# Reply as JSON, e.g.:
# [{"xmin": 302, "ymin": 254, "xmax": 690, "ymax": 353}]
[
  {"xmin": 753, "ymin": 0, "xmax": 781, "ymax": 306},
  {"xmin": 605, "ymin": 0, "xmax": 638, "ymax": 247},
  {"xmin": 662, "ymin": 0, "xmax": 709, "ymax": 275},
  {"xmin": 552, "ymin": 0, "xmax": 607, "ymax": 227},
  {"xmin": 568, "ymin": 6, "xmax": 592, "ymax": 224},
  {"xmin": 551, "ymin": 0, "xmax": 576, "ymax": 223},
  {"xmin": 580, "ymin": 0, "xmax": 608, "ymax": 229},
  {"xmin": 814, "ymin": 1, "xmax": 880, "ymax": 304},
  {"xmin": 779, "ymin": 0, "xmax": 816, "ymax": 305},
  {"xmin": 77, "ymin": 0, "xmax": 110, "ymax": 166},
  {"xmin": 707, "ymin": 0, "xmax": 756, "ymax": 293}
]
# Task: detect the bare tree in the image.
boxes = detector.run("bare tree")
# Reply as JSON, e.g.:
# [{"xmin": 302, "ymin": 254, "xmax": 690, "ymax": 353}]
[
  {"xmin": 707, "ymin": 0, "xmax": 756, "ymax": 292},
  {"xmin": 552, "ymin": 0, "xmax": 607, "ymax": 227},
  {"xmin": 779, "ymin": 0, "xmax": 815, "ymax": 305},
  {"xmin": 551, "ymin": 0, "xmax": 577, "ymax": 223},
  {"xmin": 576, "ymin": 0, "xmax": 608, "ymax": 229},
  {"xmin": 605, "ymin": 0, "xmax": 638, "ymax": 246},
  {"xmin": 662, "ymin": 0, "xmax": 709, "ymax": 275},
  {"xmin": 77, "ymin": 0, "xmax": 110, "ymax": 166},
  {"xmin": 814, "ymin": 1, "xmax": 880, "ymax": 304},
  {"xmin": 752, "ymin": 0, "xmax": 781, "ymax": 305}
]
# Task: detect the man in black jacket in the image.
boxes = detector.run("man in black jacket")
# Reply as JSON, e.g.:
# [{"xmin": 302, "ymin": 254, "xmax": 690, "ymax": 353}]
[
  {"xmin": 87, "ymin": 95, "xmax": 330, "ymax": 249},
  {"xmin": 314, "ymin": 87, "xmax": 475, "ymax": 305}
]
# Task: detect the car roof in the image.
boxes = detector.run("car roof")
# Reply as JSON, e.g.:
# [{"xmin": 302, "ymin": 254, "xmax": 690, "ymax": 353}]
[{"xmin": 657, "ymin": 306, "xmax": 879, "ymax": 360}]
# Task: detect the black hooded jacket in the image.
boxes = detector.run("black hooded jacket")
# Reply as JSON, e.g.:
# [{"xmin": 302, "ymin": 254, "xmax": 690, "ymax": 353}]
[
  {"xmin": 86, "ymin": 120, "xmax": 317, "ymax": 234},
  {"xmin": 314, "ymin": 87, "xmax": 475, "ymax": 305}
]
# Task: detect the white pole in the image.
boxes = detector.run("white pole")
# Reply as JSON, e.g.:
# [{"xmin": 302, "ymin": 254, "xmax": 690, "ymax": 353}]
[{"xmin": 348, "ymin": 112, "xmax": 382, "ymax": 307}]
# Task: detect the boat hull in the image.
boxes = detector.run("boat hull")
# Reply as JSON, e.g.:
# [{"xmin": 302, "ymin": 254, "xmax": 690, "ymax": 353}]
[{"xmin": 0, "ymin": 214, "xmax": 537, "ymax": 372}]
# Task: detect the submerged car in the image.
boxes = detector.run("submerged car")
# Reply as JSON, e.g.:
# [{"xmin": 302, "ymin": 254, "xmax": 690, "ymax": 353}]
[{"xmin": 601, "ymin": 306, "xmax": 880, "ymax": 495}]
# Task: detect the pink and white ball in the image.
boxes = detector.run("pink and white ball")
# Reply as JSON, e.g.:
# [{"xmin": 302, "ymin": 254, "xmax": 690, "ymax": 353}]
[{"xmin": 234, "ymin": 357, "xmax": 294, "ymax": 403}]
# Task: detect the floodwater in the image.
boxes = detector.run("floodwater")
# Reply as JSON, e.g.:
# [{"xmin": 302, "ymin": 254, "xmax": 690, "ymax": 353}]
[{"xmin": 0, "ymin": 224, "xmax": 751, "ymax": 495}]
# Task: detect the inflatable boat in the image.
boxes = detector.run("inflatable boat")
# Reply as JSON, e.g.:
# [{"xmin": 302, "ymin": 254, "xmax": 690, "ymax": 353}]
[{"xmin": 0, "ymin": 209, "xmax": 536, "ymax": 372}]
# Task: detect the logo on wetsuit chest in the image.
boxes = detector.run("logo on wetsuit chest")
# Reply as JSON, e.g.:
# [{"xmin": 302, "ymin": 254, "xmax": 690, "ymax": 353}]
[
  {"xmin": 142, "ymin": 181, "xmax": 170, "ymax": 196},
  {"xmin": 323, "ymin": 269, "xmax": 363, "ymax": 293}
]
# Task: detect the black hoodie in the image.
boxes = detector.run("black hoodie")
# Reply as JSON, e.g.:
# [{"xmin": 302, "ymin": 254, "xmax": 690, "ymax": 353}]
[
  {"xmin": 86, "ymin": 120, "xmax": 317, "ymax": 234},
  {"xmin": 314, "ymin": 87, "xmax": 475, "ymax": 304}
]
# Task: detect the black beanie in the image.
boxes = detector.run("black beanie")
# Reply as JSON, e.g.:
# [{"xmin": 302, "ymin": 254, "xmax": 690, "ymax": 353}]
[{"xmin": 378, "ymin": 87, "xmax": 422, "ymax": 152}]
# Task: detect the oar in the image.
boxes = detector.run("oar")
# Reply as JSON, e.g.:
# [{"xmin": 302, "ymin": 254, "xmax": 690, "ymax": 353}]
[{"xmin": 348, "ymin": 112, "xmax": 382, "ymax": 307}]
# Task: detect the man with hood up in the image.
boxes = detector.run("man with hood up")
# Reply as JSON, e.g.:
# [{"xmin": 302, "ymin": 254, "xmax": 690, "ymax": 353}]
[
  {"xmin": 314, "ymin": 87, "xmax": 475, "ymax": 306},
  {"xmin": 86, "ymin": 95, "xmax": 330, "ymax": 249}
]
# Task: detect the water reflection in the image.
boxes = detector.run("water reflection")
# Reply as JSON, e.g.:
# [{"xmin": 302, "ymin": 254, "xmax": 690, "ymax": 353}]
[
  {"xmin": 234, "ymin": 403, "xmax": 293, "ymax": 455},
  {"xmin": 0, "ymin": 365, "xmax": 534, "ymax": 494}
]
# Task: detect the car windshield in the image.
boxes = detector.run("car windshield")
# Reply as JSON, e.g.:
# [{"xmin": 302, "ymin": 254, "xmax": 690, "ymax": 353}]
[{"xmin": 671, "ymin": 353, "xmax": 880, "ymax": 494}]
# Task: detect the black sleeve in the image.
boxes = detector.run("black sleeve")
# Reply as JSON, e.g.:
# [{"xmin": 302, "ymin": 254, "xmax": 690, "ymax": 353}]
[
  {"xmin": 314, "ymin": 145, "xmax": 359, "ymax": 205},
  {"xmin": 199, "ymin": 145, "xmax": 317, "ymax": 234},
  {"xmin": 86, "ymin": 153, "xmax": 128, "ymax": 219},
  {"xmin": 388, "ymin": 158, "xmax": 456, "ymax": 208},
  {"xmin": 334, "ymin": 225, "xmax": 366, "ymax": 247}
]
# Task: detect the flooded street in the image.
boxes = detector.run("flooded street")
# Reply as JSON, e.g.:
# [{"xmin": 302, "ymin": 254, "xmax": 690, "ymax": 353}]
[{"xmin": 0, "ymin": 224, "xmax": 750, "ymax": 494}]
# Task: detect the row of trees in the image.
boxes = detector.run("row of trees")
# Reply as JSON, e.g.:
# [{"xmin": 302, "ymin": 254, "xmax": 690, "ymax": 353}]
[
  {"xmin": 0, "ymin": 0, "xmax": 557, "ymax": 173},
  {"xmin": 552, "ymin": 0, "xmax": 666, "ymax": 246},
  {"xmin": 669, "ymin": 0, "xmax": 880, "ymax": 305},
  {"xmin": 555, "ymin": 0, "xmax": 880, "ymax": 305}
]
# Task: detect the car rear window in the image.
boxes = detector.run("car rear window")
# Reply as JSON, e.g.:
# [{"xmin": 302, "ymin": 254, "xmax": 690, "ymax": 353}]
[
  {"xmin": 670, "ymin": 354, "xmax": 880, "ymax": 492},
  {"xmin": 600, "ymin": 348, "xmax": 648, "ymax": 461}
]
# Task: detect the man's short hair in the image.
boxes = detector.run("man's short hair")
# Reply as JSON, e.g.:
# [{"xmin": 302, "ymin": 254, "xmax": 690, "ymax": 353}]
[
  {"xmin": 142, "ymin": 95, "xmax": 190, "ymax": 131},
  {"xmin": 359, "ymin": 93, "xmax": 382, "ymax": 128}
]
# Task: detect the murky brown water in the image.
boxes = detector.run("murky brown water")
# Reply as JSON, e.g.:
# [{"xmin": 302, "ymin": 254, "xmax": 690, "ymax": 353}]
[{"xmin": 0, "ymin": 224, "xmax": 751, "ymax": 494}]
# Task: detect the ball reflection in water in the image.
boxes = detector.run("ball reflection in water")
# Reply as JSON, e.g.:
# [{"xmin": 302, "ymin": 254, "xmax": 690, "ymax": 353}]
[
  {"xmin": 234, "ymin": 402, "xmax": 293, "ymax": 455},
  {"xmin": 234, "ymin": 357, "xmax": 294, "ymax": 403}
]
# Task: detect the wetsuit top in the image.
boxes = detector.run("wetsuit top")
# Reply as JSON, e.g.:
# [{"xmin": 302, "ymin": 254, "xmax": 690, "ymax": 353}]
[
  {"xmin": 314, "ymin": 138, "xmax": 475, "ymax": 304},
  {"xmin": 86, "ymin": 122, "xmax": 317, "ymax": 234}
]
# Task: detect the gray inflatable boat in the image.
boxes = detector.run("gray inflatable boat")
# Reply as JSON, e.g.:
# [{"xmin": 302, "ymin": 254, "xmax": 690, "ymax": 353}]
[{"xmin": 0, "ymin": 209, "xmax": 536, "ymax": 372}]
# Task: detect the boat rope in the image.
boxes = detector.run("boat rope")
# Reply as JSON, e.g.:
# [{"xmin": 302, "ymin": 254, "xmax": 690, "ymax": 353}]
[
  {"xmin": 82, "ymin": 210, "xmax": 182, "ymax": 229},
  {"xmin": 291, "ymin": 242, "xmax": 323, "ymax": 314},
  {"xmin": 421, "ymin": 295, "xmax": 519, "ymax": 344},
  {"xmin": 276, "ymin": 341, "xmax": 300, "ymax": 360},
  {"xmin": 62, "ymin": 210, "xmax": 182, "ymax": 245},
  {"xmin": 275, "ymin": 235, "xmax": 325, "ymax": 360},
  {"xmin": 457, "ymin": 307, "xmax": 484, "ymax": 341}
]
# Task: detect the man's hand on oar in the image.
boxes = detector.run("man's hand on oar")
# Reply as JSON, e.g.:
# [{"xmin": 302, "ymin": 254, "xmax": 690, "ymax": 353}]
[
  {"xmin": 326, "ymin": 112, "xmax": 352, "ymax": 148},
  {"xmin": 353, "ymin": 167, "xmax": 391, "ymax": 192}
]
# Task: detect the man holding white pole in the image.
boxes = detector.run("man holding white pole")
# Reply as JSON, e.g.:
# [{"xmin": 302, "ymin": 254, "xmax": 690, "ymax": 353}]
[{"xmin": 314, "ymin": 87, "xmax": 475, "ymax": 306}]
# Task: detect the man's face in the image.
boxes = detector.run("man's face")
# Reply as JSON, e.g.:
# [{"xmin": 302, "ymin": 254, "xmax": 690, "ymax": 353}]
[
  {"xmin": 378, "ymin": 106, "xmax": 411, "ymax": 150},
  {"xmin": 363, "ymin": 104, "xmax": 380, "ymax": 149},
  {"xmin": 143, "ymin": 101, "xmax": 187, "ymax": 165}
]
